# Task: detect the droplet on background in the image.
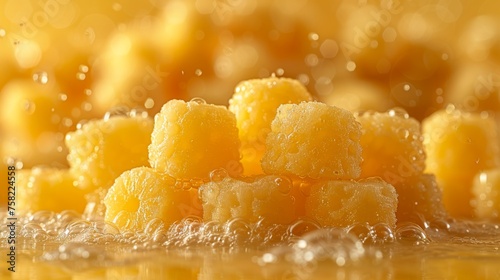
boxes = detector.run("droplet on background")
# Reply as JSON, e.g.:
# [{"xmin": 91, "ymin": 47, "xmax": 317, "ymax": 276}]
[{"xmin": 33, "ymin": 71, "xmax": 49, "ymax": 84}]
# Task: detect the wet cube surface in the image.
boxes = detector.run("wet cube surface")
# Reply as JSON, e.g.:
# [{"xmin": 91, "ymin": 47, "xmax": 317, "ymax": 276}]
[
  {"xmin": 305, "ymin": 178, "xmax": 398, "ymax": 228},
  {"xmin": 262, "ymin": 102, "xmax": 362, "ymax": 179},
  {"xmin": 228, "ymin": 77, "xmax": 313, "ymax": 175},
  {"xmin": 149, "ymin": 99, "xmax": 242, "ymax": 179},
  {"xmin": 104, "ymin": 167, "xmax": 194, "ymax": 232},
  {"xmin": 200, "ymin": 175, "xmax": 297, "ymax": 224},
  {"xmin": 357, "ymin": 109, "xmax": 426, "ymax": 185},
  {"xmin": 65, "ymin": 115, "xmax": 153, "ymax": 191}
]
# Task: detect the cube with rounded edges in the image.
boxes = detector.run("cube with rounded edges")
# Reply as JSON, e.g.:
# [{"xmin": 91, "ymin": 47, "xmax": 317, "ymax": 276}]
[
  {"xmin": 357, "ymin": 109, "xmax": 426, "ymax": 185},
  {"xmin": 200, "ymin": 175, "xmax": 297, "ymax": 224},
  {"xmin": 262, "ymin": 102, "xmax": 362, "ymax": 179},
  {"xmin": 17, "ymin": 168, "xmax": 87, "ymax": 214},
  {"xmin": 228, "ymin": 77, "xmax": 313, "ymax": 175},
  {"xmin": 65, "ymin": 115, "xmax": 153, "ymax": 191},
  {"xmin": 472, "ymin": 168, "xmax": 500, "ymax": 220},
  {"xmin": 423, "ymin": 106, "xmax": 500, "ymax": 218},
  {"xmin": 104, "ymin": 167, "xmax": 195, "ymax": 232},
  {"xmin": 393, "ymin": 174, "xmax": 448, "ymax": 224},
  {"xmin": 149, "ymin": 99, "xmax": 242, "ymax": 179},
  {"xmin": 305, "ymin": 178, "xmax": 398, "ymax": 227}
]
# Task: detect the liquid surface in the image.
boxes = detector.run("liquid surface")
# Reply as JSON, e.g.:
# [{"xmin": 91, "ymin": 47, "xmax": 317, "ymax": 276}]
[{"xmin": 1, "ymin": 210, "xmax": 500, "ymax": 279}]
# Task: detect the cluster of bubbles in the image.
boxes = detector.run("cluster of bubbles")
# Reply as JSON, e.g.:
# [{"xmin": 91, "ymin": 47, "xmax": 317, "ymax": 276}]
[{"xmin": 2, "ymin": 206, "xmax": 500, "ymax": 274}]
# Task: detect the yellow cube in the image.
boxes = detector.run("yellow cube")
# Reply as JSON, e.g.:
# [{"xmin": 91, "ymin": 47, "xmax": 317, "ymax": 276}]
[
  {"xmin": 262, "ymin": 102, "xmax": 362, "ymax": 179},
  {"xmin": 200, "ymin": 175, "xmax": 297, "ymax": 224},
  {"xmin": 0, "ymin": 80, "xmax": 69, "ymax": 167},
  {"xmin": 472, "ymin": 168, "xmax": 500, "ymax": 220},
  {"xmin": 149, "ymin": 99, "xmax": 242, "ymax": 179},
  {"xmin": 357, "ymin": 109, "xmax": 426, "ymax": 185},
  {"xmin": 17, "ymin": 168, "xmax": 87, "ymax": 214},
  {"xmin": 393, "ymin": 174, "xmax": 448, "ymax": 225},
  {"xmin": 321, "ymin": 79, "xmax": 393, "ymax": 113},
  {"xmin": 423, "ymin": 106, "xmax": 500, "ymax": 218},
  {"xmin": 228, "ymin": 77, "xmax": 313, "ymax": 175},
  {"xmin": 104, "ymin": 167, "xmax": 194, "ymax": 232},
  {"xmin": 65, "ymin": 115, "xmax": 153, "ymax": 191},
  {"xmin": 305, "ymin": 178, "xmax": 398, "ymax": 227}
]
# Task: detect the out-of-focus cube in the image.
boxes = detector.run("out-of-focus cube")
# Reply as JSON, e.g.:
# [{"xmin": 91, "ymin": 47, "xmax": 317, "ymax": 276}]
[
  {"xmin": 472, "ymin": 168, "xmax": 500, "ymax": 220},
  {"xmin": 357, "ymin": 109, "xmax": 426, "ymax": 185},
  {"xmin": 423, "ymin": 106, "xmax": 500, "ymax": 218}
]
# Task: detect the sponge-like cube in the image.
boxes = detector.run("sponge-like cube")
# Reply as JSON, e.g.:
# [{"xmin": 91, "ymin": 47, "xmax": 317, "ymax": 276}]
[
  {"xmin": 149, "ymin": 99, "xmax": 242, "ymax": 179},
  {"xmin": 262, "ymin": 102, "xmax": 362, "ymax": 179},
  {"xmin": 200, "ymin": 175, "xmax": 297, "ymax": 224},
  {"xmin": 357, "ymin": 110, "xmax": 426, "ymax": 185},
  {"xmin": 228, "ymin": 77, "xmax": 313, "ymax": 175},
  {"xmin": 66, "ymin": 115, "xmax": 153, "ymax": 190},
  {"xmin": 104, "ymin": 167, "xmax": 196, "ymax": 232},
  {"xmin": 305, "ymin": 178, "xmax": 398, "ymax": 227}
]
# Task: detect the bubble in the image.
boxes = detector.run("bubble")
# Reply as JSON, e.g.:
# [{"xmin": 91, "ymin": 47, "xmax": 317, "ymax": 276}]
[
  {"xmin": 190, "ymin": 97, "xmax": 207, "ymax": 104},
  {"xmin": 129, "ymin": 108, "xmax": 149, "ymax": 118},
  {"xmin": 276, "ymin": 68, "xmax": 285, "ymax": 76},
  {"xmin": 29, "ymin": 210, "xmax": 56, "ymax": 225},
  {"xmin": 289, "ymin": 219, "xmax": 321, "ymax": 237},
  {"xmin": 210, "ymin": 168, "xmax": 229, "ymax": 182},
  {"xmin": 346, "ymin": 61, "xmax": 356, "ymax": 72},
  {"xmin": 320, "ymin": 39, "xmax": 338, "ymax": 59},
  {"xmin": 0, "ymin": 29, "xmax": 6, "ymax": 37},
  {"xmin": 79, "ymin": 65, "xmax": 89, "ymax": 73},
  {"xmin": 82, "ymin": 102, "xmax": 93, "ymax": 112},
  {"xmin": 58, "ymin": 93, "xmax": 68, "ymax": 101},
  {"xmin": 292, "ymin": 228, "xmax": 365, "ymax": 265},
  {"xmin": 274, "ymin": 176, "xmax": 292, "ymax": 195},
  {"xmin": 308, "ymin": 33, "xmax": 319, "ymax": 41},
  {"xmin": 305, "ymin": 54, "xmax": 319, "ymax": 67},
  {"xmin": 370, "ymin": 223, "xmax": 395, "ymax": 243},
  {"xmin": 84, "ymin": 89, "xmax": 93, "ymax": 96},
  {"xmin": 21, "ymin": 223, "xmax": 44, "ymax": 237},
  {"xmin": 76, "ymin": 73, "xmax": 86, "ymax": 80},
  {"xmin": 387, "ymin": 107, "xmax": 410, "ymax": 119},
  {"xmin": 103, "ymin": 106, "xmax": 130, "ymax": 121},
  {"xmin": 382, "ymin": 27, "xmax": 397, "ymax": 42},
  {"xmin": 395, "ymin": 222, "xmax": 429, "ymax": 244}
]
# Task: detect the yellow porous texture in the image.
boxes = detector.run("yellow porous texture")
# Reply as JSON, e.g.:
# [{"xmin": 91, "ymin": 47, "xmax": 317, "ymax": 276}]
[
  {"xmin": 200, "ymin": 175, "xmax": 297, "ymax": 224},
  {"xmin": 65, "ymin": 115, "xmax": 153, "ymax": 191},
  {"xmin": 262, "ymin": 102, "xmax": 362, "ymax": 179},
  {"xmin": 305, "ymin": 178, "xmax": 398, "ymax": 227},
  {"xmin": 228, "ymin": 77, "xmax": 313, "ymax": 175},
  {"xmin": 104, "ymin": 167, "xmax": 194, "ymax": 232},
  {"xmin": 357, "ymin": 109, "xmax": 426, "ymax": 185},
  {"xmin": 149, "ymin": 99, "xmax": 242, "ymax": 179}
]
